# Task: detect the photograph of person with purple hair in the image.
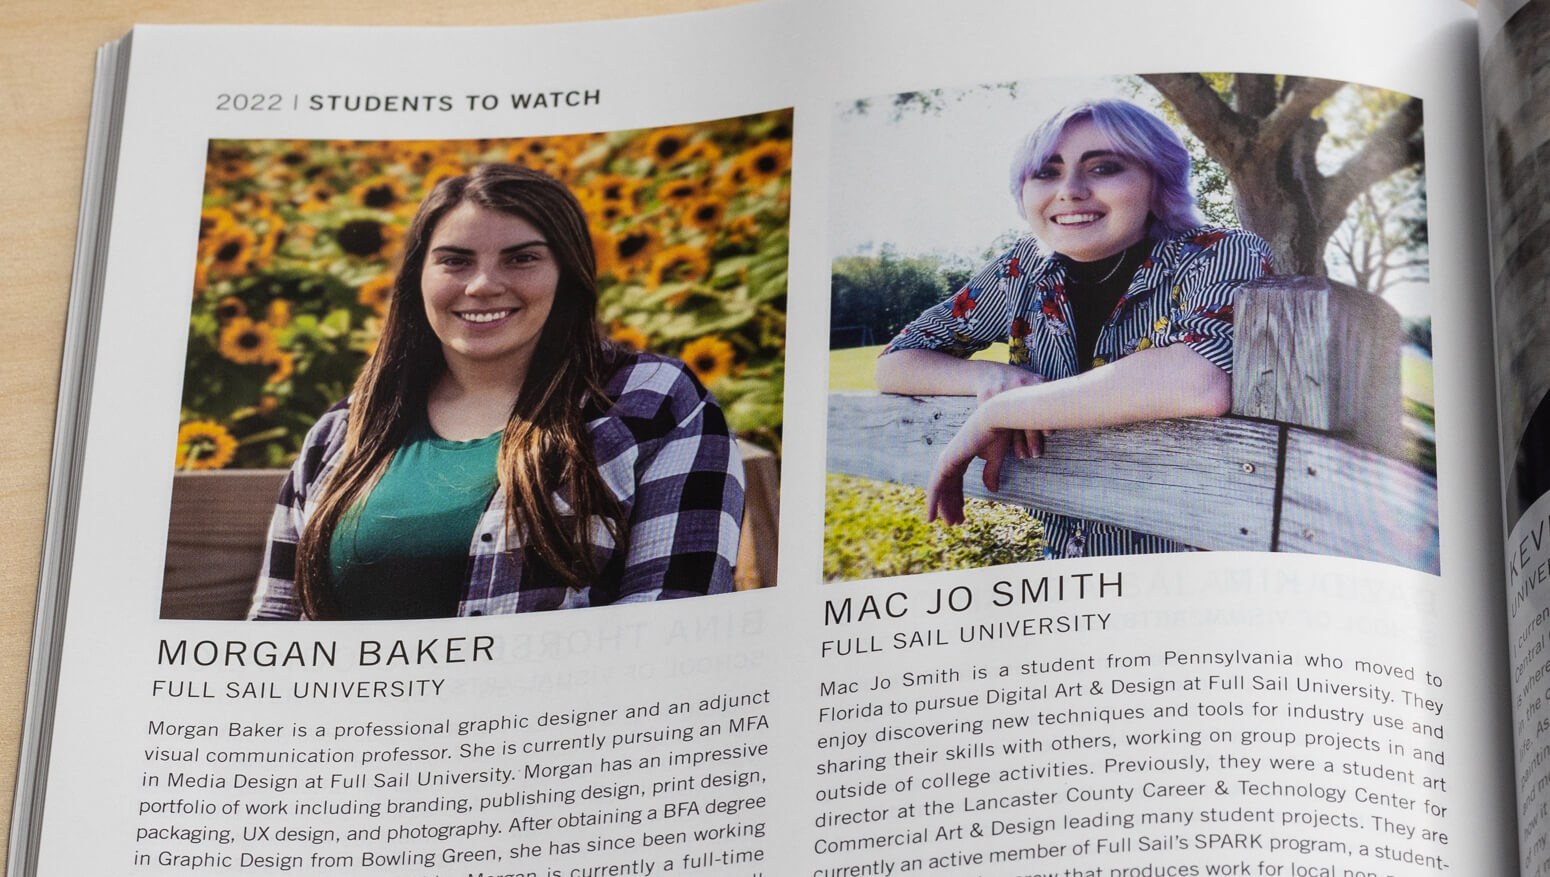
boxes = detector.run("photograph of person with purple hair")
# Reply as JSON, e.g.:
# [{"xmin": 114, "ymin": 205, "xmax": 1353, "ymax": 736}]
[
  {"xmin": 826, "ymin": 75, "xmax": 1436, "ymax": 580},
  {"xmin": 875, "ymin": 99, "xmax": 1273, "ymax": 555}
]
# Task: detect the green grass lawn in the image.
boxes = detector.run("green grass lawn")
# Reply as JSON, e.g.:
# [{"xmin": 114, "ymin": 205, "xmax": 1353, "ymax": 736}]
[
  {"xmin": 828, "ymin": 343, "xmax": 1011, "ymax": 392},
  {"xmin": 1401, "ymin": 346, "xmax": 1433, "ymax": 408},
  {"xmin": 831, "ymin": 343, "xmax": 1434, "ymax": 407}
]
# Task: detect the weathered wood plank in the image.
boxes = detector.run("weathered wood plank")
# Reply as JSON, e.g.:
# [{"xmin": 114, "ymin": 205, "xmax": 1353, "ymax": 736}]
[
  {"xmin": 1278, "ymin": 431, "xmax": 1440, "ymax": 574},
  {"xmin": 734, "ymin": 441, "xmax": 779, "ymax": 590},
  {"xmin": 1232, "ymin": 276, "xmax": 1403, "ymax": 455},
  {"xmin": 162, "ymin": 470, "xmax": 283, "ymax": 620},
  {"xmin": 827, "ymin": 393, "xmax": 1281, "ymax": 551}
]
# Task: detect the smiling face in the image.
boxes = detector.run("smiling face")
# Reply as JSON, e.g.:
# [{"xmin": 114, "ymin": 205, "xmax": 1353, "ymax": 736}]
[
  {"xmin": 1020, "ymin": 118, "xmax": 1155, "ymax": 263},
  {"xmin": 421, "ymin": 201, "xmax": 559, "ymax": 381}
]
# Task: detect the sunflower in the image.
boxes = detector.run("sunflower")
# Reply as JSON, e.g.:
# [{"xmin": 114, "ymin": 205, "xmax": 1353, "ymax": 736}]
[
  {"xmin": 723, "ymin": 141, "xmax": 791, "ymax": 191},
  {"xmin": 595, "ymin": 199, "xmax": 630, "ymax": 225},
  {"xmin": 546, "ymin": 133, "xmax": 600, "ymax": 157},
  {"xmin": 335, "ymin": 218, "xmax": 403, "ymax": 261},
  {"xmin": 503, "ymin": 138, "xmax": 579, "ymax": 180},
  {"xmin": 175, "ymin": 420, "xmax": 238, "ymax": 471},
  {"xmin": 684, "ymin": 196, "xmax": 726, "ymax": 231},
  {"xmin": 648, "ymin": 244, "xmax": 710, "ymax": 289},
  {"xmin": 265, "ymin": 299, "xmax": 292, "ymax": 328},
  {"xmin": 249, "ymin": 208, "xmax": 286, "ymax": 267},
  {"xmin": 350, "ymin": 175, "xmax": 409, "ymax": 211},
  {"xmin": 643, "ymin": 126, "xmax": 694, "ymax": 166},
  {"xmin": 724, "ymin": 213, "xmax": 760, "ymax": 245},
  {"xmin": 357, "ymin": 274, "xmax": 395, "ymax": 315},
  {"xmin": 741, "ymin": 140, "xmax": 793, "ymax": 183},
  {"xmin": 205, "ymin": 144, "xmax": 253, "ymax": 185},
  {"xmin": 590, "ymin": 227, "xmax": 619, "ymax": 277},
  {"xmin": 266, "ymin": 352, "xmax": 296, "ymax": 385},
  {"xmin": 658, "ymin": 178, "xmax": 701, "ymax": 205},
  {"xmin": 587, "ymin": 175, "xmax": 642, "ymax": 211},
  {"xmin": 214, "ymin": 296, "xmax": 247, "ymax": 323},
  {"xmin": 576, "ymin": 189, "xmax": 632, "ymax": 226},
  {"xmin": 203, "ymin": 224, "xmax": 259, "ymax": 280},
  {"xmin": 218, "ymin": 317, "xmax": 280, "ymax": 365},
  {"xmin": 199, "ymin": 207, "xmax": 237, "ymax": 241},
  {"xmin": 392, "ymin": 140, "xmax": 453, "ymax": 175},
  {"xmin": 421, "ymin": 162, "xmax": 465, "ymax": 194},
  {"xmin": 277, "ymin": 141, "xmax": 313, "ymax": 168},
  {"xmin": 511, "ymin": 138, "xmax": 556, "ymax": 160},
  {"xmin": 680, "ymin": 336, "xmax": 735, "ymax": 386},
  {"xmin": 296, "ymin": 180, "xmax": 339, "ymax": 213},
  {"xmin": 609, "ymin": 323, "xmax": 650, "ymax": 351},
  {"xmin": 679, "ymin": 140, "xmax": 723, "ymax": 168},
  {"xmin": 606, "ymin": 225, "xmax": 662, "ymax": 277}
]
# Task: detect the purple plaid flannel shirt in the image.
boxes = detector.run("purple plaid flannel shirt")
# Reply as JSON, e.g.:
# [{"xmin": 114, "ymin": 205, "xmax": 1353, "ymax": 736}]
[{"xmin": 249, "ymin": 353, "xmax": 745, "ymax": 619}]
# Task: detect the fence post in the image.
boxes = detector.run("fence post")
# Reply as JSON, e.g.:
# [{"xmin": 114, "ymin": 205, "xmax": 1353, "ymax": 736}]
[{"xmin": 1232, "ymin": 276, "xmax": 1405, "ymax": 456}]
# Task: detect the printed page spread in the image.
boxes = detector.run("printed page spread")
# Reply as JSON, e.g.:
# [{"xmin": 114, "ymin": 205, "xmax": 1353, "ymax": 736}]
[{"xmin": 18, "ymin": 0, "xmax": 1520, "ymax": 874}]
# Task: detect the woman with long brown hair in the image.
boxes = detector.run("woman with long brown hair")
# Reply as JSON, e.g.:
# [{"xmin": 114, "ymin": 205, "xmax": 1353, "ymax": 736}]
[{"xmin": 250, "ymin": 164, "xmax": 744, "ymax": 619}]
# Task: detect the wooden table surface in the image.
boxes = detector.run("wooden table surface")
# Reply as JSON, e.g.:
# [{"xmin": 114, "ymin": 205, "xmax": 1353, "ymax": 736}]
[{"xmin": 0, "ymin": 0, "xmax": 740, "ymax": 856}]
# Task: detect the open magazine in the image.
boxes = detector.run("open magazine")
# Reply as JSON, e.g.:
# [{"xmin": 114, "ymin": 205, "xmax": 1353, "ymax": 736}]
[{"xmin": 18, "ymin": 0, "xmax": 1548, "ymax": 872}]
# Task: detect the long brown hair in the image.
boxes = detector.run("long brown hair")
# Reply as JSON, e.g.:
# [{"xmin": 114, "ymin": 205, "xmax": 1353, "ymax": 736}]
[{"xmin": 294, "ymin": 164, "xmax": 625, "ymax": 618}]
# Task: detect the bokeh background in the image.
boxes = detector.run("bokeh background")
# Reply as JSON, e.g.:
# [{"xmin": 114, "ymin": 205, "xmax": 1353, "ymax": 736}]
[{"xmin": 176, "ymin": 110, "xmax": 792, "ymax": 472}]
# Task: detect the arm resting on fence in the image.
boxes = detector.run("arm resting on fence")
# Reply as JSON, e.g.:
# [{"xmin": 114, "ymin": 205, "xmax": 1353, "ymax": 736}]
[
  {"xmin": 923, "ymin": 344, "xmax": 1229, "ymax": 523},
  {"xmin": 827, "ymin": 393, "xmax": 1280, "ymax": 552},
  {"xmin": 833, "ymin": 275, "xmax": 1434, "ymax": 571}
]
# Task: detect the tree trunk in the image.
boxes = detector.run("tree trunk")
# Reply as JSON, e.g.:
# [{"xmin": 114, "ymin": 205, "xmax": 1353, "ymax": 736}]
[{"xmin": 1141, "ymin": 73, "xmax": 1422, "ymax": 278}]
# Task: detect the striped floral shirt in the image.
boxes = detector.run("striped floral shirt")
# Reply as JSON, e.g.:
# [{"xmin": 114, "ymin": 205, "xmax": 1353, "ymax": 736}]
[
  {"xmin": 883, "ymin": 226, "xmax": 1273, "ymax": 557},
  {"xmin": 249, "ymin": 353, "xmax": 745, "ymax": 619}
]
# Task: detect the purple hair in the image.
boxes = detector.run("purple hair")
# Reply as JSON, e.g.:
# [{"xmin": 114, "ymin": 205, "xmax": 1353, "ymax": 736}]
[{"xmin": 1009, "ymin": 100, "xmax": 1204, "ymax": 239}]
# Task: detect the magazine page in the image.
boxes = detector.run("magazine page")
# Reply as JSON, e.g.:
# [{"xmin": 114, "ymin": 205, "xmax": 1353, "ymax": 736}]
[
  {"xmin": 813, "ymin": 2, "xmax": 1507, "ymax": 875},
  {"xmin": 20, "ymin": 0, "xmax": 1512, "ymax": 875},
  {"xmin": 1477, "ymin": 0, "xmax": 1550, "ymax": 872}
]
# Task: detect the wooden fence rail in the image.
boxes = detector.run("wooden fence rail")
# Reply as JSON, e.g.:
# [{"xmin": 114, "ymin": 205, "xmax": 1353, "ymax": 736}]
[
  {"xmin": 826, "ymin": 276, "xmax": 1439, "ymax": 574},
  {"xmin": 825, "ymin": 395, "xmax": 1438, "ymax": 572}
]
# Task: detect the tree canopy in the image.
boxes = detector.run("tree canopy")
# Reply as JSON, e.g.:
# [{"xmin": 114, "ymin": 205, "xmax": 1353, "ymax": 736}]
[
  {"xmin": 1140, "ymin": 73, "xmax": 1424, "ymax": 276},
  {"xmin": 830, "ymin": 248, "xmax": 959, "ymax": 348}
]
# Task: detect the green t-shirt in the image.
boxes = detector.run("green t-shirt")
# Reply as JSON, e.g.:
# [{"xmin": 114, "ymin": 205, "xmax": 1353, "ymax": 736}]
[{"xmin": 328, "ymin": 421, "xmax": 500, "ymax": 619}]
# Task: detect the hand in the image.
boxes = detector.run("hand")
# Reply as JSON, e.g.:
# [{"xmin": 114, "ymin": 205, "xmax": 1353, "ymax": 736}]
[
  {"xmin": 925, "ymin": 409, "xmax": 1007, "ymax": 526},
  {"xmin": 974, "ymin": 363, "xmax": 1046, "ymax": 460}
]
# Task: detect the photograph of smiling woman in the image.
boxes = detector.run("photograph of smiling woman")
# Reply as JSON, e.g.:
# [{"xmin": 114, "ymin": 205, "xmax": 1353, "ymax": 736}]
[
  {"xmin": 875, "ymin": 99, "xmax": 1273, "ymax": 558},
  {"xmin": 249, "ymin": 165, "xmax": 745, "ymax": 620}
]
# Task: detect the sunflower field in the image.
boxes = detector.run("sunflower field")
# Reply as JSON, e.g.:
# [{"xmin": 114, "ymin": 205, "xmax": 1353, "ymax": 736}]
[{"xmin": 176, "ymin": 112, "xmax": 791, "ymax": 471}]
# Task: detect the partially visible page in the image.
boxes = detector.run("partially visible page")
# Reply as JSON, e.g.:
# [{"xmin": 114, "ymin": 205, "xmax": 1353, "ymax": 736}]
[
  {"xmin": 1479, "ymin": 1, "xmax": 1550, "ymax": 873},
  {"xmin": 1480, "ymin": 0, "xmax": 1550, "ymax": 524},
  {"xmin": 23, "ymin": 1, "xmax": 1512, "ymax": 875},
  {"xmin": 811, "ymin": 2, "xmax": 1508, "ymax": 874}
]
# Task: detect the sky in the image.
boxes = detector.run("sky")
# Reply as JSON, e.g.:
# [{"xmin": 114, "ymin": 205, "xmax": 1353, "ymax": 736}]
[{"xmin": 827, "ymin": 76, "xmax": 1125, "ymax": 261}]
